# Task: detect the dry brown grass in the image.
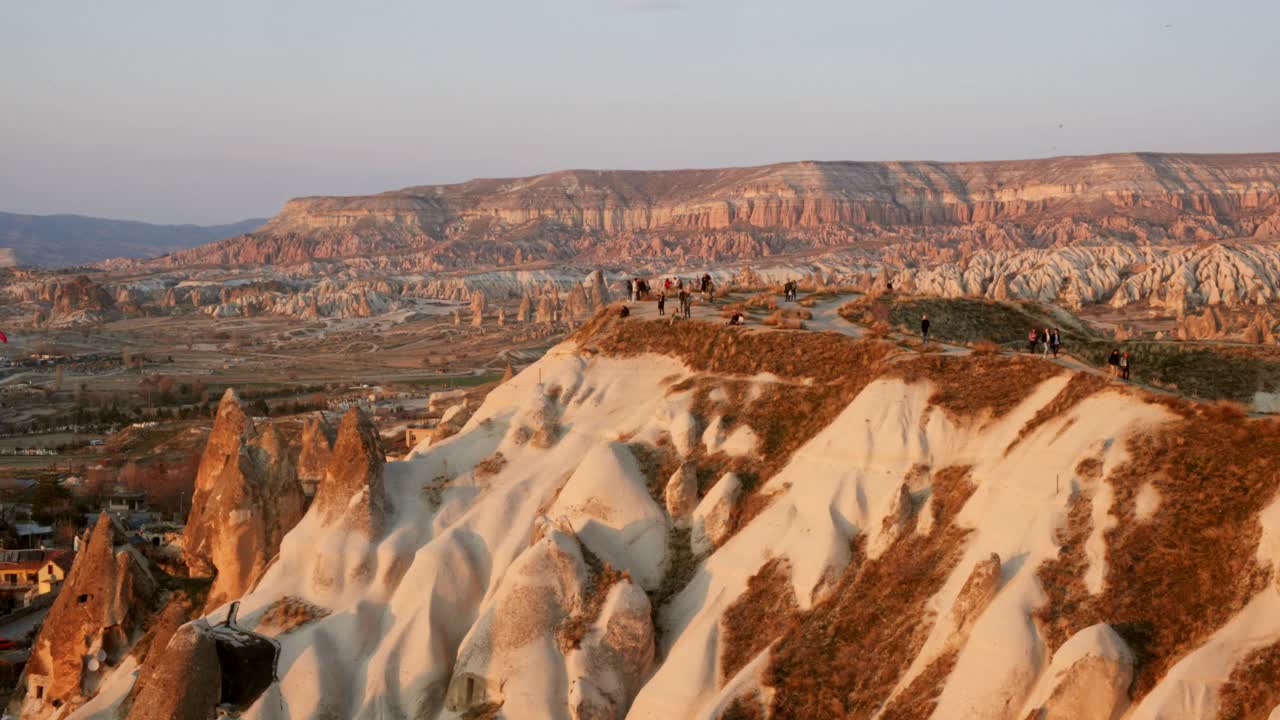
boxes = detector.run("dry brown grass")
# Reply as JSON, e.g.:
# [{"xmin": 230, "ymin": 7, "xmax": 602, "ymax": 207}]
[
  {"xmin": 762, "ymin": 308, "xmax": 813, "ymax": 328},
  {"xmin": 651, "ymin": 525, "xmax": 699, "ymax": 652},
  {"xmin": 557, "ymin": 544, "xmax": 629, "ymax": 653},
  {"xmin": 258, "ymin": 596, "xmax": 332, "ymax": 635},
  {"xmin": 1006, "ymin": 372, "xmax": 1111, "ymax": 453},
  {"xmin": 1034, "ymin": 489, "xmax": 1093, "ymax": 652},
  {"xmin": 573, "ymin": 309, "xmax": 890, "ymax": 385},
  {"xmin": 473, "ymin": 451, "xmax": 507, "ymax": 479},
  {"xmin": 576, "ymin": 312, "xmax": 892, "ymax": 541},
  {"xmin": 889, "ymin": 354, "xmax": 1066, "ymax": 423},
  {"xmin": 763, "ymin": 466, "xmax": 976, "ymax": 719},
  {"xmin": 628, "ymin": 440, "xmax": 683, "ymax": 504},
  {"xmin": 1215, "ymin": 641, "xmax": 1280, "ymax": 720},
  {"xmin": 1033, "ymin": 404, "xmax": 1280, "ymax": 698},
  {"xmin": 972, "ymin": 339, "xmax": 1002, "ymax": 356},
  {"xmin": 718, "ymin": 694, "xmax": 767, "ymax": 720},
  {"xmin": 746, "ymin": 293, "xmax": 779, "ymax": 311},
  {"xmin": 720, "ymin": 558, "xmax": 799, "ymax": 684},
  {"xmin": 878, "ymin": 649, "xmax": 959, "ymax": 720},
  {"xmin": 460, "ymin": 701, "xmax": 503, "ymax": 720}
]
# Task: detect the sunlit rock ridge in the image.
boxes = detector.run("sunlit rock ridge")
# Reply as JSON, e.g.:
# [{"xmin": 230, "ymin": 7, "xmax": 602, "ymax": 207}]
[{"xmin": 149, "ymin": 152, "xmax": 1280, "ymax": 270}]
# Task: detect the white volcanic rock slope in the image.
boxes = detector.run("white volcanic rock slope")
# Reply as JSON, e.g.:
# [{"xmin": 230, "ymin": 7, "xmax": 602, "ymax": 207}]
[{"xmin": 70, "ymin": 326, "xmax": 1280, "ymax": 720}]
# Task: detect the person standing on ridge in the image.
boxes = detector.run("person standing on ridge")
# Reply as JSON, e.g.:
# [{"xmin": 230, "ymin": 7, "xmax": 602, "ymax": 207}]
[
  {"xmin": 1108, "ymin": 348, "xmax": 1121, "ymax": 377},
  {"xmin": 657, "ymin": 292, "xmax": 666, "ymax": 316},
  {"xmin": 1028, "ymin": 328, "xmax": 1038, "ymax": 354},
  {"xmin": 1120, "ymin": 351, "xmax": 1131, "ymax": 380},
  {"xmin": 921, "ymin": 314, "xmax": 930, "ymax": 343},
  {"xmin": 1050, "ymin": 328, "xmax": 1061, "ymax": 358}
]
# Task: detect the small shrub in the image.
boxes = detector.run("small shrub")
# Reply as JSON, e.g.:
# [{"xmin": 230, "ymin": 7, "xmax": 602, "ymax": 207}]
[{"xmin": 474, "ymin": 451, "xmax": 507, "ymax": 479}]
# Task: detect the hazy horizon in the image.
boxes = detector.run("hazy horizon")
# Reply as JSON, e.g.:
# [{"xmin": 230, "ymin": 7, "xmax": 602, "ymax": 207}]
[{"xmin": 4, "ymin": 0, "xmax": 1279, "ymax": 225}]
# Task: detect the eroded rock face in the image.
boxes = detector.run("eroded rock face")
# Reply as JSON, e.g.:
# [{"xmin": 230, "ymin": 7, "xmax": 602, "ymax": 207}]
[
  {"xmin": 584, "ymin": 270, "xmax": 611, "ymax": 308},
  {"xmin": 124, "ymin": 622, "xmax": 221, "ymax": 720},
  {"xmin": 567, "ymin": 581, "xmax": 656, "ymax": 720},
  {"xmin": 313, "ymin": 407, "xmax": 391, "ymax": 536},
  {"xmin": 691, "ymin": 473, "xmax": 742, "ymax": 555},
  {"xmin": 951, "ymin": 553, "xmax": 1002, "ymax": 636},
  {"xmin": 446, "ymin": 528, "xmax": 589, "ymax": 717},
  {"xmin": 49, "ymin": 275, "xmax": 114, "ymax": 319},
  {"xmin": 1026, "ymin": 623, "xmax": 1134, "ymax": 720},
  {"xmin": 297, "ymin": 412, "xmax": 335, "ymax": 491},
  {"xmin": 664, "ymin": 463, "xmax": 699, "ymax": 519},
  {"xmin": 183, "ymin": 390, "xmax": 307, "ymax": 609},
  {"xmin": 20, "ymin": 514, "xmax": 157, "ymax": 720}
]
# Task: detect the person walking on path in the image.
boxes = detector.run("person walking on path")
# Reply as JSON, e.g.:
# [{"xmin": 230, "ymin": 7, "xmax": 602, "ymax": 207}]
[
  {"xmin": 1028, "ymin": 329, "xmax": 1038, "ymax": 354},
  {"xmin": 657, "ymin": 292, "xmax": 666, "ymax": 316},
  {"xmin": 1120, "ymin": 351, "xmax": 1131, "ymax": 380},
  {"xmin": 1108, "ymin": 349, "xmax": 1121, "ymax": 377},
  {"xmin": 921, "ymin": 314, "xmax": 931, "ymax": 343},
  {"xmin": 1040, "ymin": 328, "xmax": 1051, "ymax": 358},
  {"xmin": 1050, "ymin": 328, "xmax": 1061, "ymax": 358}
]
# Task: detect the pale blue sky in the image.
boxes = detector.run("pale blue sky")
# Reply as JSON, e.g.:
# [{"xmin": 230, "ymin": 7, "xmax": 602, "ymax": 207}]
[{"xmin": 3, "ymin": 0, "xmax": 1278, "ymax": 224}]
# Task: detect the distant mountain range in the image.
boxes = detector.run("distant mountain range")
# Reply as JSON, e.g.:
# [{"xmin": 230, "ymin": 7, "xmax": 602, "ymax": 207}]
[
  {"xmin": 143, "ymin": 152, "xmax": 1280, "ymax": 273},
  {"xmin": 0, "ymin": 212, "xmax": 266, "ymax": 268}
]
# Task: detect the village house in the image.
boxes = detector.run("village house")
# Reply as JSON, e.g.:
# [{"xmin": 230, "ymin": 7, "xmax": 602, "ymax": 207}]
[{"xmin": 0, "ymin": 549, "xmax": 73, "ymax": 610}]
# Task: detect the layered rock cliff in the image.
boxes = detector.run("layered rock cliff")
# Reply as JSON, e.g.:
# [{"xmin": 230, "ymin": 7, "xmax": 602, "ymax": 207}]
[{"xmin": 153, "ymin": 153, "xmax": 1280, "ymax": 270}]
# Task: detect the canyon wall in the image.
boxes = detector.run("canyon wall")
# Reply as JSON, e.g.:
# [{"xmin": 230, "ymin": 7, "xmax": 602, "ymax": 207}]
[{"xmin": 153, "ymin": 153, "xmax": 1280, "ymax": 269}]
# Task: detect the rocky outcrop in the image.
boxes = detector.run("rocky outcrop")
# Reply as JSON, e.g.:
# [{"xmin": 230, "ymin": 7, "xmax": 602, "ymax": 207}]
[
  {"xmin": 1023, "ymin": 624, "xmax": 1134, "ymax": 720},
  {"xmin": 446, "ymin": 527, "xmax": 589, "ymax": 716},
  {"xmin": 183, "ymin": 390, "xmax": 307, "ymax": 609},
  {"xmin": 691, "ymin": 473, "xmax": 742, "ymax": 554},
  {"xmin": 445, "ymin": 524, "xmax": 656, "ymax": 719},
  {"xmin": 45, "ymin": 275, "xmax": 114, "ymax": 324},
  {"xmin": 313, "ymin": 407, "xmax": 391, "ymax": 536},
  {"xmin": 297, "ymin": 412, "xmax": 335, "ymax": 493},
  {"xmin": 125, "ymin": 623, "xmax": 221, "ymax": 720},
  {"xmin": 664, "ymin": 463, "xmax": 699, "ymax": 519},
  {"xmin": 19, "ymin": 514, "xmax": 157, "ymax": 720},
  {"xmin": 950, "ymin": 553, "xmax": 1002, "ymax": 635},
  {"xmin": 566, "ymin": 581, "xmax": 656, "ymax": 720}
]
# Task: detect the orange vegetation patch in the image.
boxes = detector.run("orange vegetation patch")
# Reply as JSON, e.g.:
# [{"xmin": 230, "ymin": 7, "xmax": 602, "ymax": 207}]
[
  {"xmin": 557, "ymin": 545, "xmax": 629, "ymax": 654},
  {"xmin": 460, "ymin": 702, "xmax": 503, "ymax": 720},
  {"xmin": 580, "ymin": 313, "xmax": 891, "ymax": 538},
  {"xmin": 720, "ymin": 558, "xmax": 799, "ymax": 684},
  {"xmin": 473, "ymin": 451, "xmax": 507, "ymax": 479},
  {"xmin": 718, "ymin": 694, "xmax": 767, "ymax": 720},
  {"xmin": 258, "ymin": 596, "xmax": 332, "ymax": 635},
  {"xmin": 627, "ymin": 440, "xmax": 683, "ymax": 503},
  {"xmin": 1034, "ymin": 488, "xmax": 1093, "ymax": 652},
  {"xmin": 1007, "ymin": 371, "xmax": 1112, "ymax": 453},
  {"xmin": 574, "ymin": 310, "xmax": 890, "ymax": 385},
  {"xmin": 878, "ymin": 649, "xmax": 959, "ymax": 720},
  {"xmin": 889, "ymin": 353, "xmax": 1065, "ymax": 422},
  {"xmin": 1216, "ymin": 641, "xmax": 1280, "ymax": 720},
  {"xmin": 762, "ymin": 308, "xmax": 813, "ymax": 328},
  {"xmin": 763, "ymin": 467, "xmax": 976, "ymax": 719},
  {"xmin": 1035, "ymin": 404, "xmax": 1280, "ymax": 698}
]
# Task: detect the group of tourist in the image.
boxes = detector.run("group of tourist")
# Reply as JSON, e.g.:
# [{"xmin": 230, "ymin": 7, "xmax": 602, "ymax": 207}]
[
  {"xmin": 650, "ymin": 287, "xmax": 693, "ymax": 320},
  {"xmin": 783, "ymin": 279, "xmax": 799, "ymax": 302},
  {"xmin": 1026, "ymin": 327, "xmax": 1063, "ymax": 359},
  {"xmin": 1107, "ymin": 348, "xmax": 1132, "ymax": 380},
  {"xmin": 626, "ymin": 278, "xmax": 652, "ymax": 301}
]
